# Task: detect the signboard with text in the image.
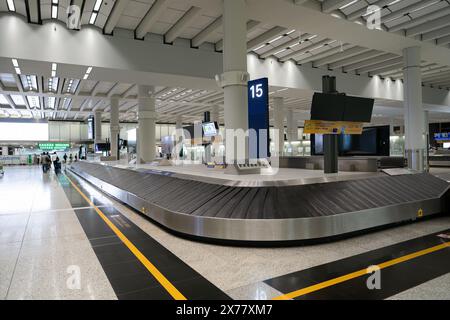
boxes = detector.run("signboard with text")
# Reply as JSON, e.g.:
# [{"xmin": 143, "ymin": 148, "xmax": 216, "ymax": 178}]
[
  {"xmin": 38, "ymin": 143, "xmax": 70, "ymax": 151},
  {"xmin": 248, "ymin": 77, "xmax": 269, "ymax": 159},
  {"xmin": 303, "ymin": 120, "xmax": 364, "ymax": 135}
]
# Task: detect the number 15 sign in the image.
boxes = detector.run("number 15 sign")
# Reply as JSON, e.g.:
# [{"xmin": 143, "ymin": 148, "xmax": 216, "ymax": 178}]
[{"xmin": 248, "ymin": 77, "xmax": 269, "ymax": 159}]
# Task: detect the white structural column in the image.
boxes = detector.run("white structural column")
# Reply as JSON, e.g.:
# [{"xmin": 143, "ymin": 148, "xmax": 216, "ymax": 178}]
[
  {"xmin": 403, "ymin": 47, "xmax": 426, "ymax": 172},
  {"xmin": 286, "ymin": 108, "xmax": 297, "ymax": 142},
  {"xmin": 175, "ymin": 115, "xmax": 183, "ymax": 144},
  {"xmin": 94, "ymin": 110, "xmax": 102, "ymax": 144},
  {"xmin": 110, "ymin": 95, "xmax": 120, "ymax": 159},
  {"xmin": 221, "ymin": 0, "xmax": 249, "ymax": 163},
  {"xmin": 273, "ymin": 97, "xmax": 285, "ymax": 156},
  {"xmin": 137, "ymin": 85, "xmax": 156, "ymax": 163}
]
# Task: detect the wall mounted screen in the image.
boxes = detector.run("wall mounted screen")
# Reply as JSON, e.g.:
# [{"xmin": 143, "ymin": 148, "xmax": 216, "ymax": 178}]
[{"xmin": 0, "ymin": 122, "xmax": 49, "ymax": 141}]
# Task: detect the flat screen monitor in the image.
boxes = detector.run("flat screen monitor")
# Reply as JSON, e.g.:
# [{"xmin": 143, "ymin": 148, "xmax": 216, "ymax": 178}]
[
  {"xmin": 202, "ymin": 122, "xmax": 218, "ymax": 137},
  {"xmin": 310, "ymin": 93, "xmax": 374, "ymax": 122},
  {"xmin": 343, "ymin": 96, "xmax": 374, "ymax": 122},
  {"xmin": 95, "ymin": 143, "xmax": 110, "ymax": 152},
  {"xmin": 311, "ymin": 125, "xmax": 389, "ymax": 156},
  {"xmin": 311, "ymin": 93, "xmax": 346, "ymax": 121}
]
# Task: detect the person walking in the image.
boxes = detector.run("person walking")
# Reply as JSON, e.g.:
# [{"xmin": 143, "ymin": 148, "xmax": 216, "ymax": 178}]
[
  {"xmin": 54, "ymin": 156, "xmax": 61, "ymax": 174},
  {"xmin": 69, "ymin": 154, "xmax": 73, "ymax": 163},
  {"xmin": 63, "ymin": 153, "xmax": 68, "ymax": 164},
  {"xmin": 42, "ymin": 152, "xmax": 50, "ymax": 173}
]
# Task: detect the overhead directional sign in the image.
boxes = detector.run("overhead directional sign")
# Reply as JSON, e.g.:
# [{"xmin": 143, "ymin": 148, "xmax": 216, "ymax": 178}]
[
  {"xmin": 38, "ymin": 142, "xmax": 70, "ymax": 150},
  {"xmin": 248, "ymin": 77, "xmax": 269, "ymax": 159}
]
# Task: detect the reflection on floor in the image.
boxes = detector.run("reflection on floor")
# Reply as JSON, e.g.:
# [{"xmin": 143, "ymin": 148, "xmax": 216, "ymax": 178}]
[
  {"xmin": 1, "ymin": 165, "xmax": 450, "ymax": 300},
  {"xmin": 0, "ymin": 166, "xmax": 116, "ymax": 300}
]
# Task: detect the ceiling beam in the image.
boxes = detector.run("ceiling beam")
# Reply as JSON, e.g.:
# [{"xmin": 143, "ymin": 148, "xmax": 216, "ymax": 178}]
[
  {"xmin": 328, "ymin": 50, "xmax": 384, "ymax": 69},
  {"xmin": 405, "ymin": 14, "xmax": 450, "ymax": 37},
  {"xmin": 298, "ymin": 44, "xmax": 354, "ymax": 65},
  {"xmin": 165, "ymin": 6, "xmax": 202, "ymax": 44},
  {"xmin": 26, "ymin": 0, "xmax": 41, "ymax": 24},
  {"xmin": 107, "ymin": 83, "xmax": 121, "ymax": 97},
  {"xmin": 104, "ymin": 0, "xmax": 131, "ymax": 35},
  {"xmin": 356, "ymin": 57, "xmax": 403, "ymax": 74},
  {"xmin": 322, "ymin": 0, "xmax": 355, "ymax": 14},
  {"xmin": 437, "ymin": 34, "xmax": 450, "ymax": 46},
  {"xmin": 380, "ymin": 0, "xmax": 439, "ymax": 25},
  {"xmin": 191, "ymin": 16, "xmax": 223, "ymax": 47},
  {"xmin": 135, "ymin": 0, "xmax": 168, "ymax": 39},
  {"xmin": 279, "ymin": 38, "xmax": 332, "ymax": 62},
  {"xmin": 424, "ymin": 76, "xmax": 450, "ymax": 85},
  {"xmin": 247, "ymin": 26, "xmax": 287, "ymax": 51},
  {"xmin": 422, "ymin": 25, "xmax": 450, "ymax": 42},
  {"xmin": 369, "ymin": 63, "xmax": 404, "ymax": 76},
  {"xmin": 260, "ymin": 33, "xmax": 313, "ymax": 59},
  {"xmin": 312, "ymin": 46, "xmax": 369, "ymax": 67},
  {"xmin": 343, "ymin": 53, "xmax": 399, "ymax": 72},
  {"xmin": 215, "ymin": 20, "xmax": 260, "ymax": 51},
  {"xmin": 390, "ymin": 7, "xmax": 450, "ymax": 33},
  {"xmin": 347, "ymin": 0, "xmax": 392, "ymax": 21}
]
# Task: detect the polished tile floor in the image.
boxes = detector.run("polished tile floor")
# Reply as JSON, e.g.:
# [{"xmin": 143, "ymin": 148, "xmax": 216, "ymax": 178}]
[{"xmin": 1, "ymin": 165, "xmax": 450, "ymax": 300}]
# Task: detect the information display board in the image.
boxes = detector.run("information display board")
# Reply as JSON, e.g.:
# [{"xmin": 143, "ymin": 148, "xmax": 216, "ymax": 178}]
[
  {"xmin": 38, "ymin": 142, "xmax": 70, "ymax": 151},
  {"xmin": 248, "ymin": 77, "xmax": 269, "ymax": 159}
]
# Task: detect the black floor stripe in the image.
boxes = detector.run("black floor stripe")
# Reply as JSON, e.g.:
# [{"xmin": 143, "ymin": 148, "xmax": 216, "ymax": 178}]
[
  {"xmin": 264, "ymin": 229, "xmax": 450, "ymax": 299},
  {"xmin": 58, "ymin": 172, "xmax": 230, "ymax": 300}
]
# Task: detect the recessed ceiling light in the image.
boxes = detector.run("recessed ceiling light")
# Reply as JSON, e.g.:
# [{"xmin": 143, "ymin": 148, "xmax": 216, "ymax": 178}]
[
  {"xmin": 268, "ymin": 35, "xmax": 283, "ymax": 44},
  {"xmin": 51, "ymin": 5, "xmax": 58, "ymax": 19},
  {"xmin": 6, "ymin": 0, "xmax": 15, "ymax": 12},
  {"xmin": 339, "ymin": 0, "xmax": 358, "ymax": 10},
  {"xmin": 93, "ymin": 0, "xmax": 102, "ymax": 11},
  {"xmin": 11, "ymin": 59, "xmax": 19, "ymax": 67},
  {"xmin": 254, "ymin": 44, "xmax": 266, "ymax": 51},
  {"xmin": 15, "ymin": 67, "xmax": 21, "ymax": 75},
  {"xmin": 89, "ymin": 12, "xmax": 98, "ymax": 24}
]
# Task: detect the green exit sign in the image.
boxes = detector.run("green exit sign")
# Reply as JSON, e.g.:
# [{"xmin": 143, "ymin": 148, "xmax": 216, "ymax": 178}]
[{"xmin": 38, "ymin": 143, "xmax": 70, "ymax": 150}]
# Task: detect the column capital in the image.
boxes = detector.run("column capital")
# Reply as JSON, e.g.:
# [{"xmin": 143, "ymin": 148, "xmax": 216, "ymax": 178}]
[
  {"xmin": 138, "ymin": 110, "xmax": 157, "ymax": 119},
  {"xmin": 216, "ymin": 71, "xmax": 250, "ymax": 88},
  {"xmin": 138, "ymin": 85, "xmax": 156, "ymax": 98}
]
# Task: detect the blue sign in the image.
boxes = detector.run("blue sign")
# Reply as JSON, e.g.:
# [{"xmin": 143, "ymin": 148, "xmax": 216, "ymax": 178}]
[
  {"xmin": 248, "ymin": 77, "xmax": 269, "ymax": 159},
  {"xmin": 434, "ymin": 133, "xmax": 450, "ymax": 141}
]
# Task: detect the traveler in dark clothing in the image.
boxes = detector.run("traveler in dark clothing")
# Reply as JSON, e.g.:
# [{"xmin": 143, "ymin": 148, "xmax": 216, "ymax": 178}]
[
  {"xmin": 63, "ymin": 153, "xmax": 68, "ymax": 164},
  {"xmin": 54, "ymin": 156, "xmax": 61, "ymax": 174}
]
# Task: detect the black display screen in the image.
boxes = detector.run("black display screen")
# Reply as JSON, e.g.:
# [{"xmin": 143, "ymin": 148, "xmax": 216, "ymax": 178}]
[
  {"xmin": 310, "ymin": 93, "xmax": 374, "ymax": 122},
  {"xmin": 312, "ymin": 125, "xmax": 389, "ymax": 156}
]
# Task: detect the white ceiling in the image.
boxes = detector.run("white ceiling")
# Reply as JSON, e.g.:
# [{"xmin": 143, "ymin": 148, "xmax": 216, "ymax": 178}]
[{"xmin": 0, "ymin": 0, "xmax": 450, "ymax": 123}]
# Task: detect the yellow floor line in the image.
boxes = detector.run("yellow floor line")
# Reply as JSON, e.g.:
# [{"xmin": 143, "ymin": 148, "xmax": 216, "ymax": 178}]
[
  {"xmin": 273, "ymin": 241, "xmax": 450, "ymax": 300},
  {"xmin": 65, "ymin": 174, "xmax": 187, "ymax": 300}
]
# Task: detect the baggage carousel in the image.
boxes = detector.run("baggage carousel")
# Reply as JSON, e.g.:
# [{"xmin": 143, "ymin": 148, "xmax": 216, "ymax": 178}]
[{"xmin": 68, "ymin": 162, "xmax": 450, "ymax": 244}]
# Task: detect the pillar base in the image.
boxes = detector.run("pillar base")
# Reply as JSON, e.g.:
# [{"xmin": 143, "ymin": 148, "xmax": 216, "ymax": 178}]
[{"xmin": 406, "ymin": 149, "xmax": 426, "ymax": 172}]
